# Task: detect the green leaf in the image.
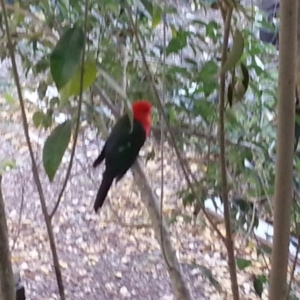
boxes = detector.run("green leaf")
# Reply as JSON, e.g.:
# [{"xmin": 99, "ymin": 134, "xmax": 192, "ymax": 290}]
[
  {"xmin": 221, "ymin": 30, "xmax": 244, "ymax": 73},
  {"xmin": 139, "ymin": 0, "xmax": 152, "ymax": 14},
  {"xmin": 205, "ymin": 21, "xmax": 221, "ymax": 42},
  {"xmin": 60, "ymin": 57, "xmax": 97, "ymax": 99},
  {"xmin": 194, "ymin": 100, "xmax": 216, "ymax": 124},
  {"xmin": 145, "ymin": 149, "xmax": 155, "ymax": 163},
  {"xmin": 182, "ymin": 191, "xmax": 195, "ymax": 207},
  {"xmin": 184, "ymin": 57, "xmax": 198, "ymax": 66},
  {"xmin": 152, "ymin": 5, "xmax": 162, "ymax": 29},
  {"xmin": 0, "ymin": 160, "xmax": 16, "ymax": 175},
  {"xmin": 166, "ymin": 29, "xmax": 188, "ymax": 56},
  {"xmin": 50, "ymin": 25, "xmax": 84, "ymax": 90},
  {"xmin": 12, "ymin": 2, "xmax": 25, "ymax": 25},
  {"xmin": 37, "ymin": 81, "xmax": 48, "ymax": 99},
  {"xmin": 227, "ymin": 82, "xmax": 233, "ymax": 107},
  {"xmin": 253, "ymin": 275, "xmax": 267, "ymax": 298},
  {"xmin": 3, "ymin": 93, "xmax": 14, "ymax": 104},
  {"xmin": 229, "ymin": 62, "xmax": 250, "ymax": 105},
  {"xmin": 167, "ymin": 106, "xmax": 176, "ymax": 124},
  {"xmin": 240, "ymin": 62, "xmax": 249, "ymax": 92},
  {"xmin": 236, "ymin": 258, "xmax": 252, "ymax": 270},
  {"xmin": 199, "ymin": 60, "xmax": 218, "ymax": 79},
  {"xmin": 32, "ymin": 111, "xmax": 45, "ymax": 128},
  {"xmin": 225, "ymin": 109, "xmax": 243, "ymax": 129},
  {"xmin": 50, "ymin": 97, "xmax": 60, "ymax": 108},
  {"xmin": 257, "ymin": 245, "xmax": 272, "ymax": 256},
  {"xmin": 233, "ymin": 81, "xmax": 246, "ymax": 104},
  {"xmin": 170, "ymin": 25, "xmax": 177, "ymax": 38},
  {"xmin": 42, "ymin": 110, "xmax": 53, "ymax": 129},
  {"xmin": 43, "ymin": 120, "xmax": 72, "ymax": 181},
  {"xmin": 33, "ymin": 55, "xmax": 50, "ymax": 75}
]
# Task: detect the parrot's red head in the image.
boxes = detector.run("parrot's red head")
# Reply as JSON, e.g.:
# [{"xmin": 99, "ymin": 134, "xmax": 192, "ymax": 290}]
[{"xmin": 132, "ymin": 100, "xmax": 152, "ymax": 137}]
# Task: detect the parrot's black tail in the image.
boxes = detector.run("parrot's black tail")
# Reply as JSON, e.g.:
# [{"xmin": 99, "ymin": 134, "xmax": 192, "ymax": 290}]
[
  {"xmin": 93, "ymin": 148, "xmax": 105, "ymax": 168},
  {"xmin": 94, "ymin": 173, "xmax": 114, "ymax": 212}
]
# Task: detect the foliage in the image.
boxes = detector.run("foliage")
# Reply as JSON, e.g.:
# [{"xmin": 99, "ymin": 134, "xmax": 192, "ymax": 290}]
[{"xmin": 1, "ymin": 0, "xmax": 299, "ymax": 298}]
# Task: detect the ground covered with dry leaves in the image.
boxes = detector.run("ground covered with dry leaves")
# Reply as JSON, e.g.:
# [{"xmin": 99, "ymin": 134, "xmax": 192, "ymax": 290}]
[{"xmin": 0, "ymin": 92, "xmax": 277, "ymax": 300}]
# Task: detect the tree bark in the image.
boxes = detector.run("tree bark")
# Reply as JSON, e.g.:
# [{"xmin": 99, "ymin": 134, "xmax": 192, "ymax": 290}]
[
  {"xmin": 296, "ymin": 0, "xmax": 300, "ymax": 93},
  {"xmin": 269, "ymin": 0, "xmax": 297, "ymax": 298},
  {"xmin": 0, "ymin": 175, "xmax": 16, "ymax": 300}
]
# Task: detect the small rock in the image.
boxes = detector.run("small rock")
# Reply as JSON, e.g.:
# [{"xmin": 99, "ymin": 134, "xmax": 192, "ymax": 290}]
[
  {"xmin": 20, "ymin": 262, "xmax": 28, "ymax": 270},
  {"xmin": 121, "ymin": 256, "xmax": 129, "ymax": 264},
  {"xmin": 160, "ymin": 295, "xmax": 174, "ymax": 300},
  {"xmin": 105, "ymin": 282, "xmax": 115, "ymax": 292},
  {"xmin": 191, "ymin": 268, "xmax": 201, "ymax": 276},
  {"xmin": 120, "ymin": 286, "xmax": 131, "ymax": 297}
]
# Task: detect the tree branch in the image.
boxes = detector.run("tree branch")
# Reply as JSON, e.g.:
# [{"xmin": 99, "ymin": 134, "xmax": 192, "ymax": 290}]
[
  {"xmin": 218, "ymin": 6, "xmax": 239, "ymax": 300},
  {"xmin": 132, "ymin": 161, "xmax": 194, "ymax": 300},
  {"xmin": 124, "ymin": 2, "xmax": 226, "ymax": 245}
]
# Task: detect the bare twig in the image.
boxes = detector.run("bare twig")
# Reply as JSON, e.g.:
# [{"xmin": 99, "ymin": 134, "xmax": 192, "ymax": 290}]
[
  {"xmin": 50, "ymin": 0, "xmax": 89, "ymax": 219},
  {"xmin": 150, "ymin": 126, "xmax": 264, "ymax": 153},
  {"xmin": 159, "ymin": 0, "xmax": 173, "ymax": 271},
  {"xmin": 218, "ymin": 6, "xmax": 239, "ymax": 300},
  {"xmin": 106, "ymin": 219, "xmax": 152, "ymax": 228},
  {"xmin": 93, "ymin": 85, "xmax": 120, "ymax": 116},
  {"xmin": 0, "ymin": 1, "xmax": 66, "ymax": 298},
  {"xmin": 0, "ymin": 4, "xmax": 57, "ymax": 41}
]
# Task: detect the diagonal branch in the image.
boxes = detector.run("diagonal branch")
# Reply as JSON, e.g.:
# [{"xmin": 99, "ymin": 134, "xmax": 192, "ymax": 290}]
[
  {"xmin": 124, "ymin": 3, "xmax": 226, "ymax": 243},
  {"xmin": 132, "ymin": 161, "xmax": 194, "ymax": 300}
]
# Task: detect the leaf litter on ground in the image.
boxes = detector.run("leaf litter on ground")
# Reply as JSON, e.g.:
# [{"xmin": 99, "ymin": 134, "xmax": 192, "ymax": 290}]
[{"xmin": 0, "ymin": 92, "xmax": 285, "ymax": 300}]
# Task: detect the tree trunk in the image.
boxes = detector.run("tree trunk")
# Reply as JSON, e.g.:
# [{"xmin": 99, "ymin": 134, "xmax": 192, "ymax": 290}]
[
  {"xmin": 269, "ymin": 0, "xmax": 297, "ymax": 298},
  {"xmin": 0, "ymin": 175, "xmax": 16, "ymax": 300},
  {"xmin": 132, "ymin": 161, "xmax": 193, "ymax": 300}
]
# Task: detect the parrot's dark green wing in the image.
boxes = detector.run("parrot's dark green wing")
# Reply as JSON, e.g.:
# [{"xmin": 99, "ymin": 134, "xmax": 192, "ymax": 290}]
[
  {"xmin": 104, "ymin": 114, "xmax": 146, "ymax": 180},
  {"xmin": 93, "ymin": 113, "xmax": 148, "ymax": 212}
]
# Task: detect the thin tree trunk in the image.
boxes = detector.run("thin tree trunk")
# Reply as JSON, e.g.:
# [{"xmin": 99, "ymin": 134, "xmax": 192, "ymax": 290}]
[
  {"xmin": 269, "ymin": 0, "xmax": 297, "ymax": 298},
  {"xmin": 132, "ymin": 161, "xmax": 193, "ymax": 300},
  {"xmin": 0, "ymin": 175, "xmax": 16, "ymax": 300},
  {"xmin": 218, "ymin": 7, "xmax": 239, "ymax": 300},
  {"xmin": 296, "ymin": 0, "xmax": 300, "ymax": 94}
]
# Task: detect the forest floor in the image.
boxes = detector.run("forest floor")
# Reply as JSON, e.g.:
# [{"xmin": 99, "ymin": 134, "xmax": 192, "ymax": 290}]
[{"xmin": 1, "ymin": 99, "xmax": 270, "ymax": 300}]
